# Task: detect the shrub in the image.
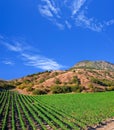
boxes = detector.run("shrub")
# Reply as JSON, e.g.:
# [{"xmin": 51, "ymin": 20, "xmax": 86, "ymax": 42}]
[
  {"xmin": 71, "ymin": 85, "xmax": 82, "ymax": 92},
  {"xmin": 23, "ymin": 79, "xmax": 31, "ymax": 84},
  {"xmin": 51, "ymin": 86, "xmax": 63, "ymax": 94},
  {"xmin": 15, "ymin": 82, "xmax": 22, "ymax": 86},
  {"xmin": 26, "ymin": 87, "xmax": 34, "ymax": 92},
  {"xmin": 54, "ymin": 72, "xmax": 59, "ymax": 76},
  {"xmin": 32, "ymin": 89, "xmax": 47, "ymax": 95},
  {"xmin": 72, "ymin": 76, "xmax": 80, "ymax": 85},
  {"xmin": 88, "ymin": 83, "xmax": 94, "ymax": 89},
  {"xmin": 107, "ymin": 86, "xmax": 114, "ymax": 91},
  {"xmin": 55, "ymin": 78, "xmax": 61, "ymax": 84},
  {"xmin": 17, "ymin": 84, "xmax": 27, "ymax": 90},
  {"xmin": 39, "ymin": 78, "xmax": 45, "ymax": 83},
  {"xmin": 0, "ymin": 83, "xmax": 16, "ymax": 90},
  {"xmin": 72, "ymin": 70, "xmax": 76, "ymax": 73},
  {"xmin": 62, "ymin": 86, "xmax": 72, "ymax": 93},
  {"xmin": 51, "ymin": 85, "xmax": 81, "ymax": 94},
  {"xmin": 91, "ymin": 78, "xmax": 114, "ymax": 86}
]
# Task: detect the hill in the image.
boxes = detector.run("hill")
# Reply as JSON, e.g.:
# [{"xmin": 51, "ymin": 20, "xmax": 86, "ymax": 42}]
[
  {"xmin": 72, "ymin": 60, "xmax": 114, "ymax": 71},
  {"xmin": 8, "ymin": 60, "xmax": 114, "ymax": 95},
  {"xmin": 1, "ymin": 60, "xmax": 114, "ymax": 94}
]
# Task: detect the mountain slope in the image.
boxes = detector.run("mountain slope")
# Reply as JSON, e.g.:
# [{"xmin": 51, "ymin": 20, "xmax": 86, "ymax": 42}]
[
  {"xmin": 1, "ymin": 60, "xmax": 114, "ymax": 94},
  {"xmin": 72, "ymin": 60, "xmax": 114, "ymax": 71},
  {"xmin": 0, "ymin": 80, "xmax": 15, "ymax": 90}
]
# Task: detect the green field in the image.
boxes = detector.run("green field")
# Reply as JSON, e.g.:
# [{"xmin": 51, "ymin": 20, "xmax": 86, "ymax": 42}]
[{"xmin": 0, "ymin": 91, "xmax": 114, "ymax": 130}]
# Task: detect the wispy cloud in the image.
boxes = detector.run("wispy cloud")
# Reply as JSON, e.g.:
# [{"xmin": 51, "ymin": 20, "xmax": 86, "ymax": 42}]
[
  {"xmin": 0, "ymin": 37, "xmax": 64, "ymax": 70},
  {"xmin": 72, "ymin": 0, "xmax": 86, "ymax": 15},
  {"xmin": 65, "ymin": 20, "xmax": 72, "ymax": 29},
  {"xmin": 4, "ymin": 42, "xmax": 24, "ymax": 52},
  {"xmin": 38, "ymin": 0, "xmax": 60, "ymax": 18},
  {"xmin": 2, "ymin": 59, "xmax": 15, "ymax": 65},
  {"xmin": 38, "ymin": 0, "xmax": 114, "ymax": 32},
  {"xmin": 74, "ymin": 11, "xmax": 103, "ymax": 32},
  {"xmin": 38, "ymin": 0, "xmax": 87, "ymax": 29},
  {"xmin": 105, "ymin": 20, "xmax": 114, "ymax": 26},
  {"xmin": 54, "ymin": 20, "xmax": 65, "ymax": 30},
  {"xmin": 1, "ymin": 38, "xmax": 32, "ymax": 52},
  {"xmin": 39, "ymin": 5, "xmax": 53, "ymax": 17},
  {"xmin": 22, "ymin": 53, "xmax": 63, "ymax": 70},
  {"xmin": 74, "ymin": 12, "xmax": 114, "ymax": 32},
  {"xmin": 38, "ymin": 0, "xmax": 63, "ymax": 29}
]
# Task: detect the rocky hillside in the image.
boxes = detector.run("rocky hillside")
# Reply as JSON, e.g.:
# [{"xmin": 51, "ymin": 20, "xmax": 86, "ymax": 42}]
[
  {"xmin": 1, "ymin": 60, "xmax": 114, "ymax": 94},
  {"xmin": 72, "ymin": 60, "xmax": 114, "ymax": 71},
  {"xmin": 0, "ymin": 80, "xmax": 15, "ymax": 90}
]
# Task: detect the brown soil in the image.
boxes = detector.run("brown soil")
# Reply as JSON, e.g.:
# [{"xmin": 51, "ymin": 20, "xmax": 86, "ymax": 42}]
[
  {"xmin": 96, "ymin": 121, "xmax": 114, "ymax": 130},
  {"xmin": 89, "ymin": 119, "xmax": 114, "ymax": 130}
]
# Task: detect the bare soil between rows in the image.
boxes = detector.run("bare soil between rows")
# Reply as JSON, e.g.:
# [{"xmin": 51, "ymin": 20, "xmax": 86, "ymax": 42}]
[{"xmin": 88, "ymin": 119, "xmax": 114, "ymax": 130}]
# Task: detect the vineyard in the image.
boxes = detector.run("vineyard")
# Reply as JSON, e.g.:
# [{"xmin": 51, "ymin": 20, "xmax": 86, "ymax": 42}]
[{"xmin": 0, "ymin": 91, "xmax": 114, "ymax": 130}]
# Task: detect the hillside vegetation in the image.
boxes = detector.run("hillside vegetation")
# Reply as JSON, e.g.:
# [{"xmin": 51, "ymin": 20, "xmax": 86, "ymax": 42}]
[
  {"xmin": 1, "ymin": 60, "xmax": 114, "ymax": 95},
  {"xmin": 0, "ymin": 80, "xmax": 15, "ymax": 90}
]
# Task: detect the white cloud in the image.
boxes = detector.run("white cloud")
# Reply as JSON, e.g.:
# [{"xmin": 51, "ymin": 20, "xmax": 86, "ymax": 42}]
[
  {"xmin": 4, "ymin": 42, "xmax": 23, "ymax": 52},
  {"xmin": 72, "ymin": 0, "xmax": 86, "ymax": 15},
  {"xmin": 65, "ymin": 20, "xmax": 72, "ymax": 29},
  {"xmin": 38, "ymin": 0, "xmax": 64, "ymax": 29},
  {"xmin": 1, "ymin": 40, "xmax": 32, "ymax": 52},
  {"xmin": 105, "ymin": 20, "xmax": 114, "ymax": 26},
  {"xmin": 38, "ymin": 0, "xmax": 94, "ymax": 30},
  {"xmin": 22, "ymin": 53, "xmax": 63, "ymax": 70},
  {"xmin": 54, "ymin": 21, "xmax": 65, "ymax": 30},
  {"xmin": 75, "ymin": 11, "xmax": 103, "ymax": 32},
  {"xmin": 43, "ymin": 0, "xmax": 58, "ymax": 15},
  {"xmin": 38, "ymin": 0, "xmax": 114, "ymax": 32},
  {"xmin": 1, "ymin": 37, "xmax": 64, "ymax": 70},
  {"xmin": 39, "ymin": 5, "xmax": 53, "ymax": 17},
  {"xmin": 2, "ymin": 60, "xmax": 14, "ymax": 65},
  {"xmin": 39, "ymin": 0, "xmax": 60, "ymax": 18}
]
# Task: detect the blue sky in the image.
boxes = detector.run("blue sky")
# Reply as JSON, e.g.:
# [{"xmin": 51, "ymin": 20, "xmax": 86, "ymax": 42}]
[{"xmin": 0, "ymin": 0, "xmax": 114, "ymax": 80}]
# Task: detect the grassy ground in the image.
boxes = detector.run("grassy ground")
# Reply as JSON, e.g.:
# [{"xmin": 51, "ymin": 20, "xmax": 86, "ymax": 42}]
[
  {"xmin": 0, "ymin": 91, "xmax": 114, "ymax": 129},
  {"xmin": 36, "ymin": 92, "xmax": 114, "ymax": 127}
]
